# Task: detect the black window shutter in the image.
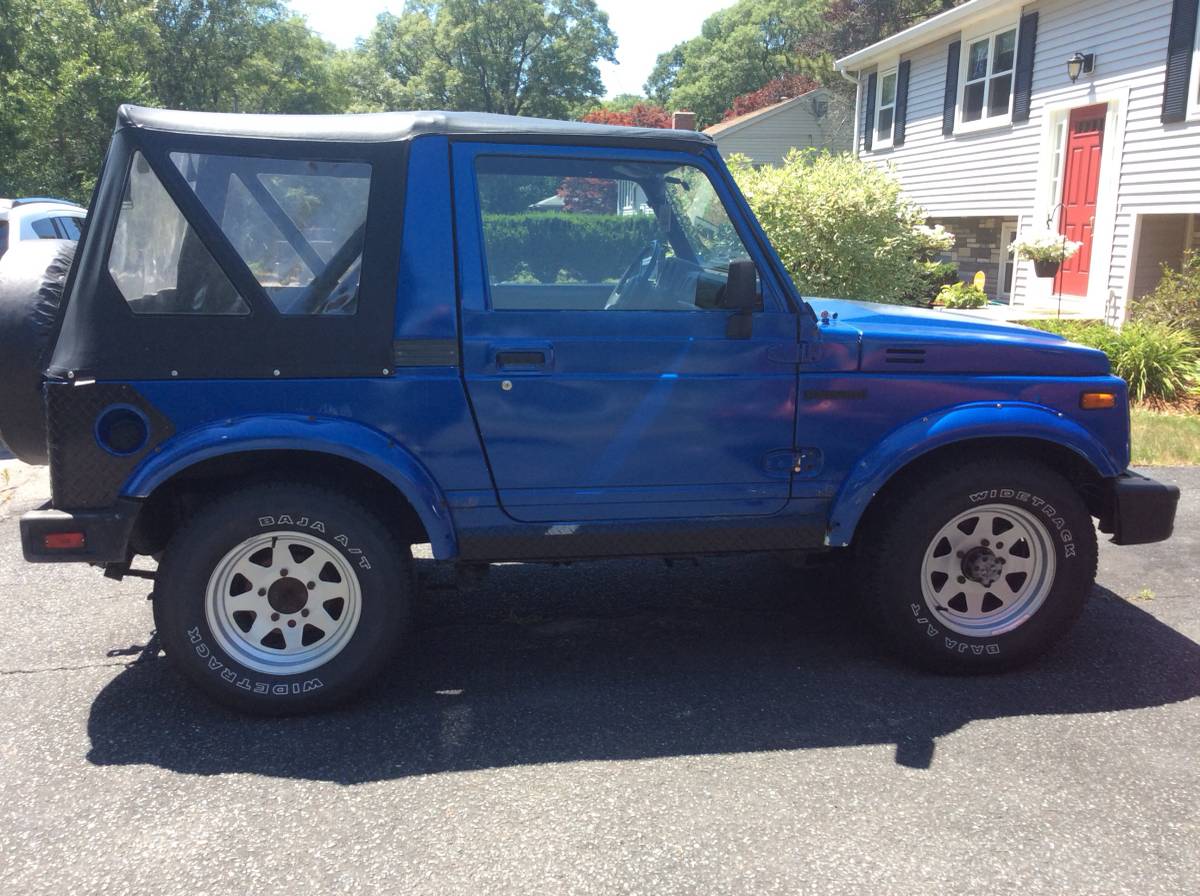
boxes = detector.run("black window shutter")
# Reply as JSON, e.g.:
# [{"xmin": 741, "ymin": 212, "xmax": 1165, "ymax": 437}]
[
  {"xmin": 863, "ymin": 72, "xmax": 878, "ymax": 151},
  {"xmin": 894, "ymin": 60, "xmax": 912, "ymax": 146},
  {"xmin": 942, "ymin": 40, "xmax": 961, "ymax": 135},
  {"xmin": 1012, "ymin": 12, "xmax": 1039, "ymax": 123},
  {"xmin": 1162, "ymin": 0, "xmax": 1199, "ymax": 123}
]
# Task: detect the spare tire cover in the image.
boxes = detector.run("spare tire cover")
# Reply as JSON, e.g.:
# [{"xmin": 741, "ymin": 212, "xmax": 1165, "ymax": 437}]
[{"xmin": 0, "ymin": 239, "xmax": 76, "ymax": 464}]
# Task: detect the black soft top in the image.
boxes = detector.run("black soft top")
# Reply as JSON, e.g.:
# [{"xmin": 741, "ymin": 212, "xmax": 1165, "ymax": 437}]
[{"xmin": 117, "ymin": 104, "xmax": 713, "ymax": 148}]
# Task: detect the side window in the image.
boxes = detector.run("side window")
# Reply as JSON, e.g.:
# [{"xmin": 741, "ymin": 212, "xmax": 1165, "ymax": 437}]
[
  {"xmin": 55, "ymin": 216, "xmax": 82, "ymax": 240},
  {"xmin": 108, "ymin": 152, "xmax": 249, "ymax": 315},
  {"xmin": 474, "ymin": 156, "xmax": 755, "ymax": 312},
  {"xmin": 30, "ymin": 217, "xmax": 59, "ymax": 239},
  {"xmin": 875, "ymin": 69, "xmax": 897, "ymax": 146},
  {"xmin": 171, "ymin": 153, "xmax": 371, "ymax": 316}
]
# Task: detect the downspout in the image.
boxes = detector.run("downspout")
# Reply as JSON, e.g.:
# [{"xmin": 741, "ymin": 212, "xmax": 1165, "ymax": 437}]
[{"xmin": 836, "ymin": 64, "xmax": 863, "ymax": 157}]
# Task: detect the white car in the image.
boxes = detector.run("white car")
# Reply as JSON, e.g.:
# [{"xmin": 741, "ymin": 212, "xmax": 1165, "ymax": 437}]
[{"xmin": 0, "ymin": 198, "xmax": 87, "ymax": 258}]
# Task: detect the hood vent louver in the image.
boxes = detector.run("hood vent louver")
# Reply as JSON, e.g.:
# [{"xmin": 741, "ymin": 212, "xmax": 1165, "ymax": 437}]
[{"xmin": 884, "ymin": 347, "xmax": 927, "ymax": 364}]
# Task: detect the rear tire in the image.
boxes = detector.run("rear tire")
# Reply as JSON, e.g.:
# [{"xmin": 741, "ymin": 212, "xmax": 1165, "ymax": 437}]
[
  {"xmin": 154, "ymin": 482, "xmax": 411, "ymax": 714},
  {"xmin": 855, "ymin": 458, "xmax": 1097, "ymax": 673}
]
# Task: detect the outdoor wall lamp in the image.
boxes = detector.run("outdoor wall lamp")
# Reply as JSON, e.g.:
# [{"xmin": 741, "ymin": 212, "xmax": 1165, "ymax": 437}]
[{"xmin": 1067, "ymin": 52, "xmax": 1095, "ymax": 82}]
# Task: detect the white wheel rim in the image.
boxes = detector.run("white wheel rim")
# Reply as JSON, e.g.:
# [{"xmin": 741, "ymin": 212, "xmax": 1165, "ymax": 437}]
[
  {"xmin": 205, "ymin": 531, "xmax": 362, "ymax": 675},
  {"xmin": 920, "ymin": 503, "xmax": 1056, "ymax": 638}
]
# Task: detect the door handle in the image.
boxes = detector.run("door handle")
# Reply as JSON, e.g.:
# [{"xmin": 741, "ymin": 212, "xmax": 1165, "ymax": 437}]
[{"xmin": 496, "ymin": 349, "xmax": 548, "ymax": 369}]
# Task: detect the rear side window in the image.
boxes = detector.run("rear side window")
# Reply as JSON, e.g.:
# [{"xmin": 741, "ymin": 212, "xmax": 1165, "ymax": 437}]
[
  {"xmin": 30, "ymin": 217, "xmax": 59, "ymax": 239},
  {"xmin": 55, "ymin": 216, "xmax": 82, "ymax": 240},
  {"xmin": 108, "ymin": 152, "xmax": 249, "ymax": 316},
  {"xmin": 171, "ymin": 152, "xmax": 371, "ymax": 316}
]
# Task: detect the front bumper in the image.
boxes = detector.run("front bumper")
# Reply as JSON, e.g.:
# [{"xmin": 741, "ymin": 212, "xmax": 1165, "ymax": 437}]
[
  {"xmin": 20, "ymin": 499, "xmax": 140, "ymax": 563},
  {"xmin": 1101, "ymin": 471, "xmax": 1180, "ymax": 545}
]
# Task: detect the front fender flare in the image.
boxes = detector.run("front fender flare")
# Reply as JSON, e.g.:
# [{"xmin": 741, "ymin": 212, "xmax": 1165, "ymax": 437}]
[
  {"xmin": 826, "ymin": 402, "xmax": 1123, "ymax": 547},
  {"xmin": 122, "ymin": 414, "xmax": 458, "ymax": 559}
]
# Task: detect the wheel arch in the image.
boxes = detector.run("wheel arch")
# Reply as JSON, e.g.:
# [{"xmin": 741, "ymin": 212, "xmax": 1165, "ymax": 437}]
[
  {"xmin": 828, "ymin": 404, "xmax": 1122, "ymax": 547},
  {"xmin": 122, "ymin": 416, "xmax": 457, "ymax": 559}
]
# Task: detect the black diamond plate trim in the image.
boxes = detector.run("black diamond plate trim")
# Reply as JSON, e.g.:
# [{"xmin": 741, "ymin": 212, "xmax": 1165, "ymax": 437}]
[{"xmin": 46, "ymin": 382, "xmax": 175, "ymax": 509}]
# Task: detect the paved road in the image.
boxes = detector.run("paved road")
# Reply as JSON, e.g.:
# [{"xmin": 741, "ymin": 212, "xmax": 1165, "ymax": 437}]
[{"xmin": 0, "ymin": 464, "xmax": 1196, "ymax": 895}]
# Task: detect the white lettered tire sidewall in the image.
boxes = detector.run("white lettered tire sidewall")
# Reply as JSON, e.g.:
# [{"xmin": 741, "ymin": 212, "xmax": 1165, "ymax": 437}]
[
  {"xmin": 859, "ymin": 460, "xmax": 1097, "ymax": 673},
  {"xmin": 154, "ymin": 484, "xmax": 410, "ymax": 714}
]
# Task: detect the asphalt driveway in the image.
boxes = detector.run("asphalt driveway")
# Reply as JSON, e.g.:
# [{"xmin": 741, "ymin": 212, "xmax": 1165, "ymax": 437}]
[{"xmin": 0, "ymin": 464, "xmax": 1196, "ymax": 895}]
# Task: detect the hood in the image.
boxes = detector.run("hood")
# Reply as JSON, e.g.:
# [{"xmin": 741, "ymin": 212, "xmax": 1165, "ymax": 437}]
[{"xmin": 807, "ymin": 298, "xmax": 1111, "ymax": 377}]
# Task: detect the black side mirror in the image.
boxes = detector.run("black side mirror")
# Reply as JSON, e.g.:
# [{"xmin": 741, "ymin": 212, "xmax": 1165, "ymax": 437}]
[{"xmin": 723, "ymin": 258, "xmax": 759, "ymax": 338}]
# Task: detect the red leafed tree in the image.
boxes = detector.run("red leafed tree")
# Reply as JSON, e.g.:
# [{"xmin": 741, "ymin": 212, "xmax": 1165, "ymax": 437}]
[
  {"xmin": 723, "ymin": 73, "xmax": 821, "ymax": 121},
  {"xmin": 557, "ymin": 177, "xmax": 616, "ymax": 213},
  {"xmin": 581, "ymin": 103, "xmax": 673, "ymax": 129}
]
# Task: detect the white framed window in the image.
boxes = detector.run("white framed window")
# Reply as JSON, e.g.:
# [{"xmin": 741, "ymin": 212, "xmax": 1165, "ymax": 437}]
[
  {"xmin": 959, "ymin": 23, "xmax": 1019, "ymax": 130},
  {"xmin": 1047, "ymin": 116, "xmax": 1069, "ymax": 227},
  {"xmin": 875, "ymin": 67, "xmax": 898, "ymax": 148}
]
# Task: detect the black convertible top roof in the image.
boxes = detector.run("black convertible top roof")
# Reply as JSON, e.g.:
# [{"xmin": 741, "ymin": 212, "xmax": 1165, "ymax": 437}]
[{"xmin": 116, "ymin": 104, "xmax": 713, "ymax": 147}]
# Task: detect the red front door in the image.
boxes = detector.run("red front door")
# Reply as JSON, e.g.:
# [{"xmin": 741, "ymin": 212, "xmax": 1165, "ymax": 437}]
[{"xmin": 1055, "ymin": 104, "xmax": 1106, "ymax": 296}]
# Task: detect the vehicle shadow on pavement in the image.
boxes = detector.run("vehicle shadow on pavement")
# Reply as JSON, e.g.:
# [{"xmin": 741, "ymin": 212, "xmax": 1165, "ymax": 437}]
[{"xmin": 87, "ymin": 554, "xmax": 1200, "ymax": 781}]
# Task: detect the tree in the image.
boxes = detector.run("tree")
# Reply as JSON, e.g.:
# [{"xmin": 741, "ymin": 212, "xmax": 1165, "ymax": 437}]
[
  {"xmin": 723, "ymin": 72, "xmax": 820, "ymax": 120},
  {"xmin": 644, "ymin": 0, "xmax": 828, "ymax": 127},
  {"xmin": 581, "ymin": 103, "xmax": 671, "ymax": 128},
  {"xmin": 0, "ymin": 1, "xmax": 347, "ymax": 202},
  {"xmin": 349, "ymin": 0, "xmax": 617, "ymax": 119},
  {"xmin": 647, "ymin": 0, "xmax": 965, "ymax": 128},
  {"xmin": 148, "ymin": 1, "xmax": 344, "ymax": 113}
]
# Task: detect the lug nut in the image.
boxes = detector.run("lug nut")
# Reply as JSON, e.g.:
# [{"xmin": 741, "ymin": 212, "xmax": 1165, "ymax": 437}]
[
  {"xmin": 996, "ymin": 542, "xmax": 1004, "ymax": 549},
  {"xmin": 307, "ymin": 581, "xmax": 315, "ymax": 590},
  {"xmin": 258, "ymin": 588, "xmax": 266, "ymax": 596},
  {"xmin": 271, "ymin": 612, "xmax": 279, "ymax": 621},
  {"xmin": 957, "ymin": 576, "xmax": 966, "ymax": 584},
  {"xmin": 956, "ymin": 551, "xmax": 964, "ymax": 558},
  {"xmin": 280, "ymin": 569, "xmax": 289, "ymax": 577},
  {"xmin": 288, "ymin": 620, "xmax": 297, "ymax": 628},
  {"xmin": 301, "ymin": 609, "xmax": 310, "ymax": 617},
  {"xmin": 981, "ymin": 539, "xmax": 990, "ymax": 547}
]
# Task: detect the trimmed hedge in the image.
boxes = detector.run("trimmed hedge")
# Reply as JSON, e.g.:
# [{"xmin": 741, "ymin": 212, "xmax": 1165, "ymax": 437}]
[{"xmin": 482, "ymin": 212, "xmax": 659, "ymax": 283}]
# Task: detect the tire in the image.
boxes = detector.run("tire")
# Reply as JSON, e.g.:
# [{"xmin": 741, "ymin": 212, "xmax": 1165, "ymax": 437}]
[
  {"xmin": 855, "ymin": 458, "xmax": 1097, "ymax": 673},
  {"xmin": 0, "ymin": 239, "xmax": 75, "ymax": 464},
  {"xmin": 154, "ymin": 482, "xmax": 411, "ymax": 714}
]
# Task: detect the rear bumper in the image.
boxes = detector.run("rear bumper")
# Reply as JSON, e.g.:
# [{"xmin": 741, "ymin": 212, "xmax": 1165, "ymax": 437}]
[
  {"xmin": 20, "ymin": 499, "xmax": 140, "ymax": 563},
  {"xmin": 1101, "ymin": 471, "xmax": 1180, "ymax": 546}
]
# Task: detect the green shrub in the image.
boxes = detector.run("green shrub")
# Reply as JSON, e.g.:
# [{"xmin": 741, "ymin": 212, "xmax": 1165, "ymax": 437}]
[
  {"xmin": 481, "ymin": 213, "xmax": 659, "ymax": 283},
  {"xmin": 1130, "ymin": 250, "xmax": 1200, "ymax": 339},
  {"xmin": 936, "ymin": 280, "xmax": 988, "ymax": 309},
  {"xmin": 728, "ymin": 150, "xmax": 929, "ymax": 304},
  {"xmin": 1110, "ymin": 322, "xmax": 1200, "ymax": 403},
  {"xmin": 909, "ymin": 261, "xmax": 960, "ymax": 306},
  {"xmin": 1021, "ymin": 319, "xmax": 1198, "ymax": 402}
]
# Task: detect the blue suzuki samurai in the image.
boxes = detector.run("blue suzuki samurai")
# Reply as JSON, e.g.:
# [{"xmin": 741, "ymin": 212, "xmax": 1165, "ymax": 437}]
[{"xmin": 0, "ymin": 106, "xmax": 1178, "ymax": 714}]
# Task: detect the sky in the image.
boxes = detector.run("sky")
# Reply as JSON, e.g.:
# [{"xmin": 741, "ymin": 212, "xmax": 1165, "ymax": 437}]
[{"xmin": 286, "ymin": 0, "xmax": 733, "ymax": 98}]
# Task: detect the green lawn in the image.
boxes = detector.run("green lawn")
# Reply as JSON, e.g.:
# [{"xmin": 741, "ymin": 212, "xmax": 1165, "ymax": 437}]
[{"xmin": 1131, "ymin": 407, "xmax": 1200, "ymax": 465}]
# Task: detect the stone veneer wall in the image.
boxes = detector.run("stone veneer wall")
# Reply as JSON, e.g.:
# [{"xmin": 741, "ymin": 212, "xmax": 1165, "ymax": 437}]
[{"xmin": 928, "ymin": 216, "xmax": 1017, "ymax": 301}]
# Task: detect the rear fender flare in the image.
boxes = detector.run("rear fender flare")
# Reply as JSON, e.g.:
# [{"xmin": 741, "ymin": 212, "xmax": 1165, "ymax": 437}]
[
  {"xmin": 122, "ymin": 414, "xmax": 457, "ymax": 559},
  {"xmin": 827, "ymin": 402, "xmax": 1122, "ymax": 547}
]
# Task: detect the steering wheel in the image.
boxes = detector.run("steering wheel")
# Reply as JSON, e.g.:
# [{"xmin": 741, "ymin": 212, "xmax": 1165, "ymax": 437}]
[{"xmin": 604, "ymin": 240, "xmax": 666, "ymax": 310}]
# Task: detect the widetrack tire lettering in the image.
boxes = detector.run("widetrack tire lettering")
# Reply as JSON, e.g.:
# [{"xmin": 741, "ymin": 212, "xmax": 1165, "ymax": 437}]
[
  {"xmin": 965, "ymin": 488, "xmax": 1077, "ymax": 559},
  {"xmin": 185, "ymin": 626, "xmax": 323, "ymax": 696}
]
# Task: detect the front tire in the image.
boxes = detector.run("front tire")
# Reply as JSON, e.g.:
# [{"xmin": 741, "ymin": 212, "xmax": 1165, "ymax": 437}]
[
  {"xmin": 154, "ymin": 482, "xmax": 411, "ymax": 714},
  {"xmin": 856, "ymin": 458, "xmax": 1097, "ymax": 673}
]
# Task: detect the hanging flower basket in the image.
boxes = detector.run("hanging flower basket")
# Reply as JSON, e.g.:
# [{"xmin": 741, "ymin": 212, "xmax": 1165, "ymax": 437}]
[
  {"xmin": 1011, "ymin": 229, "xmax": 1082, "ymax": 279},
  {"xmin": 1033, "ymin": 259, "xmax": 1061, "ymax": 278}
]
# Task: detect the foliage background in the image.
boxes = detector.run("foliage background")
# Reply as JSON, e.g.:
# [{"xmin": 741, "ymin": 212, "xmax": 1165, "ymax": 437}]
[{"xmin": 729, "ymin": 150, "xmax": 929, "ymax": 303}]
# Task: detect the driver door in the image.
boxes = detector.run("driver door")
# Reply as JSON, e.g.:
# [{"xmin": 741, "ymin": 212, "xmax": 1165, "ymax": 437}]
[{"xmin": 453, "ymin": 142, "xmax": 799, "ymax": 523}]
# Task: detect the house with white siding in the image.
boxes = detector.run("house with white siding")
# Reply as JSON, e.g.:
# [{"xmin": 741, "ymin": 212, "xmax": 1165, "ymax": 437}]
[
  {"xmin": 703, "ymin": 88, "xmax": 854, "ymax": 165},
  {"xmin": 835, "ymin": 0, "xmax": 1200, "ymax": 321}
]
